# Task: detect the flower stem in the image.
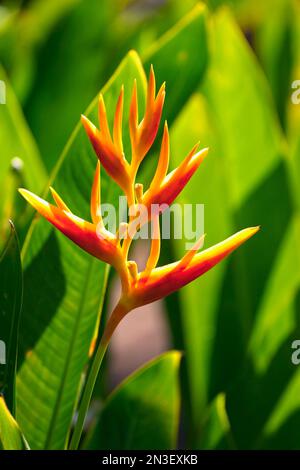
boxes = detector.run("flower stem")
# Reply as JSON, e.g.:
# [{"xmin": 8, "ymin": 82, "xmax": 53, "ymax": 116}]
[{"xmin": 68, "ymin": 302, "xmax": 128, "ymax": 450}]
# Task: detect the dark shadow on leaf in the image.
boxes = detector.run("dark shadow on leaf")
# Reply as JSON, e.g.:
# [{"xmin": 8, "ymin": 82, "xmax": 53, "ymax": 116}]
[
  {"xmin": 223, "ymin": 288, "xmax": 300, "ymax": 449},
  {"xmin": 259, "ymin": 409, "xmax": 300, "ymax": 450},
  {"xmin": 17, "ymin": 230, "xmax": 66, "ymax": 368},
  {"xmin": 208, "ymin": 160, "xmax": 293, "ymax": 399}
]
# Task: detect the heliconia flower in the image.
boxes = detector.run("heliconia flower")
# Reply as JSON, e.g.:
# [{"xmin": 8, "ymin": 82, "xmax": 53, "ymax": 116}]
[
  {"xmin": 19, "ymin": 65, "xmax": 260, "ymax": 346},
  {"xmin": 101, "ymin": 226, "xmax": 260, "ymax": 343},
  {"xmin": 140, "ymin": 122, "xmax": 208, "ymax": 218},
  {"xmin": 130, "ymin": 227, "xmax": 259, "ymax": 307},
  {"xmin": 18, "ymin": 163, "xmax": 124, "ymax": 270},
  {"xmin": 81, "ymin": 89, "xmax": 131, "ymax": 194},
  {"xmin": 129, "ymin": 65, "xmax": 165, "ymax": 171},
  {"xmin": 19, "ymin": 66, "xmax": 260, "ymax": 449}
]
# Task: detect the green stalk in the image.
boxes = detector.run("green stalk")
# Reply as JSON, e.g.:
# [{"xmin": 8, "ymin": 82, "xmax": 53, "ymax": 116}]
[{"xmin": 69, "ymin": 302, "xmax": 128, "ymax": 450}]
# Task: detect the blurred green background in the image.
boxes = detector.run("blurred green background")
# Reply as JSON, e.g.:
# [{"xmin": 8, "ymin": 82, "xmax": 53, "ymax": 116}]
[{"xmin": 1, "ymin": 0, "xmax": 300, "ymax": 450}]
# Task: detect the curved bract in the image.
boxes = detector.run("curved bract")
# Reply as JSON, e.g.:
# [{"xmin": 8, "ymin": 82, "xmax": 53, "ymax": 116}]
[{"xmin": 19, "ymin": 66, "xmax": 259, "ymax": 344}]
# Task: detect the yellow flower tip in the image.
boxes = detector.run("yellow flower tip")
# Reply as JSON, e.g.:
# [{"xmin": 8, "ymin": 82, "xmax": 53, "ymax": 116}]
[
  {"xmin": 18, "ymin": 188, "xmax": 55, "ymax": 222},
  {"xmin": 156, "ymin": 83, "xmax": 166, "ymax": 104},
  {"xmin": 161, "ymin": 122, "xmax": 169, "ymax": 148},
  {"xmin": 81, "ymin": 114, "xmax": 97, "ymax": 137},
  {"xmin": 130, "ymin": 80, "xmax": 139, "ymax": 134},
  {"xmin": 98, "ymin": 93, "xmax": 111, "ymax": 139},
  {"xmin": 207, "ymin": 226, "xmax": 260, "ymax": 259},
  {"xmin": 246, "ymin": 225, "xmax": 261, "ymax": 237},
  {"xmin": 135, "ymin": 183, "xmax": 144, "ymax": 203},
  {"xmin": 160, "ymin": 81, "xmax": 166, "ymax": 93},
  {"xmin": 177, "ymin": 233, "xmax": 206, "ymax": 270},
  {"xmin": 200, "ymin": 146, "xmax": 209, "ymax": 158},
  {"xmin": 127, "ymin": 260, "xmax": 138, "ymax": 280},
  {"xmin": 192, "ymin": 232, "xmax": 206, "ymax": 251},
  {"xmin": 178, "ymin": 146, "xmax": 208, "ymax": 176},
  {"xmin": 149, "ymin": 64, "xmax": 155, "ymax": 87},
  {"xmin": 146, "ymin": 66, "xmax": 156, "ymax": 111},
  {"xmin": 49, "ymin": 187, "xmax": 71, "ymax": 213},
  {"xmin": 150, "ymin": 122, "xmax": 170, "ymax": 191},
  {"xmin": 191, "ymin": 147, "xmax": 209, "ymax": 167},
  {"xmin": 98, "ymin": 92, "xmax": 104, "ymax": 105},
  {"xmin": 113, "ymin": 86, "xmax": 124, "ymax": 153},
  {"xmin": 90, "ymin": 161, "xmax": 102, "ymax": 224},
  {"xmin": 18, "ymin": 187, "xmax": 27, "ymax": 197},
  {"xmin": 18, "ymin": 188, "xmax": 41, "ymax": 207}
]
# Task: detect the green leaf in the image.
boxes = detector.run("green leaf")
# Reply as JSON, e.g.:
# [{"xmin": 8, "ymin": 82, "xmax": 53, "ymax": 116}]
[
  {"xmin": 23, "ymin": 0, "xmax": 124, "ymax": 171},
  {"xmin": 168, "ymin": 9, "xmax": 292, "ymax": 447},
  {"xmin": 143, "ymin": 3, "xmax": 208, "ymax": 125},
  {"xmin": 140, "ymin": 3, "xmax": 208, "ymax": 188},
  {"xmin": 0, "ymin": 0, "xmax": 79, "ymax": 101},
  {"xmin": 198, "ymin": 393, "xmax": 234, "ymax": 450},
  {"xmin": 256, "ymin": 0, "xmax": 293, "ymax": 128},
  {"xmin": 0, "ymin": 396, "xmax": 29, "ymax": 450},
  {"xmin": 0, "ymin": 66, "xmax": 47, "ymax": 239},
  {"xmin": 85, "ymin": 352, "xmax": 181, "ymax": 450},
  {"xmin": 225, "ymin": 166, "xmax": 300, "ymax": 449},
  {"xmin": 259, "ymin": 367, "xmax": 300, "ymax": 450},
  {"xmin": 0, "ymin": 221, "xmax": 22, "ymax": 415},
  {"xmin": 16, "ymin": 51, "xmax": 147, "ymax": 450}
]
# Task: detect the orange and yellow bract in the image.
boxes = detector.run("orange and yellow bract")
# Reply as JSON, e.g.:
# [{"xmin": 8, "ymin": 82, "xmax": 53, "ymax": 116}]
[{"xmin": 19, "ymin": 66, "xmax": 259, "ymax": 345}]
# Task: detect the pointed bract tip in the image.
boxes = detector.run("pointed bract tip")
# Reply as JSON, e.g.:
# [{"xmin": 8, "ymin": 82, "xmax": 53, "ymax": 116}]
[
  {"xmin": 81, "ymin": 114, "xmax": 89, "ymax": 126},
  {"xmin": 184, "ymin": 147, "xmax": 208, "ymax": 170},
  {"xmin": 81, "ymin": 114, "xmax": 97, "ymax": 135},
  {"xmin": 198, "ymin": 147, "xmax": 209, "ymax": 159},
  {"xmin": 18, "ymin": 188, "xmax": 30, "ymax": 199},
  {"xmin": 18, "ymin": 188, "xmax": 47, "ymax": 212},
  {"xmin": 191, "ymin": 233, "xmax": 206, "ymax": 251},
  {"xmin": 250, "ymin": 226, "xmax": 261, "ymax": 234}
]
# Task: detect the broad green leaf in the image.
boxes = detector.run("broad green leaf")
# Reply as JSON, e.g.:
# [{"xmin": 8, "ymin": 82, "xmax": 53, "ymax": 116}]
[
  {"xmin": 16, "ymin": 51, "xmax": 147, "ymax": 450},
  {"xmin": 0, "ymin": 396, "xmax": 29, "ymax": 450},
  {"xmin": 168, "ymin": 9, "xmax": 292, "ymax": 447},
  {"xmin": 140, "ymin": 3, "xmax": 208, "ymax": 188},
  {"xmin": 0, "ymin": 66, "xmax": 47, "ymax": 241},
  {"xmin": 143, "ymin": 3, "xmax": 208, "ymax": 125},
  {"xmin": 85, "ymin": 352, "xmax": 181, "ymax": 450},
  {"xmin": 224, "ymin": 138, "xmax": 300, "ymax": 449},
  {"xmin": 0, "ymin": 221, "xmax": 22, "ymax": 415},
  {"xmin": 256, "ymin": 0, "xmax": 293, "ymax": 128},
  {"xmin": 225, "ymin": 217, "xmax": 300, "ymax": 448},
  {"xmin": 23, "ymin": 0, "xmax": 126, "ymax": 171},
  {"xmin": 287, "ymin": 0, "xmax": 300, "ymax": 141},
  {"xmin": 0, "ymin": 64, "xmax": 46, "ymax": 190},
  {"xmin": 0, "ymin": 0, "xmax": 79, "ymax": 101},
  {"xmin": 249, "ymin": 219, "xmax": 300, "ymax": 375},
  {"xmin": 198, "ymin": 393, "xmax": 233, "ymax": 450},
  {"xmin": 260, "ymin": 368, "xmax": 300, "ymax": 449}
]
